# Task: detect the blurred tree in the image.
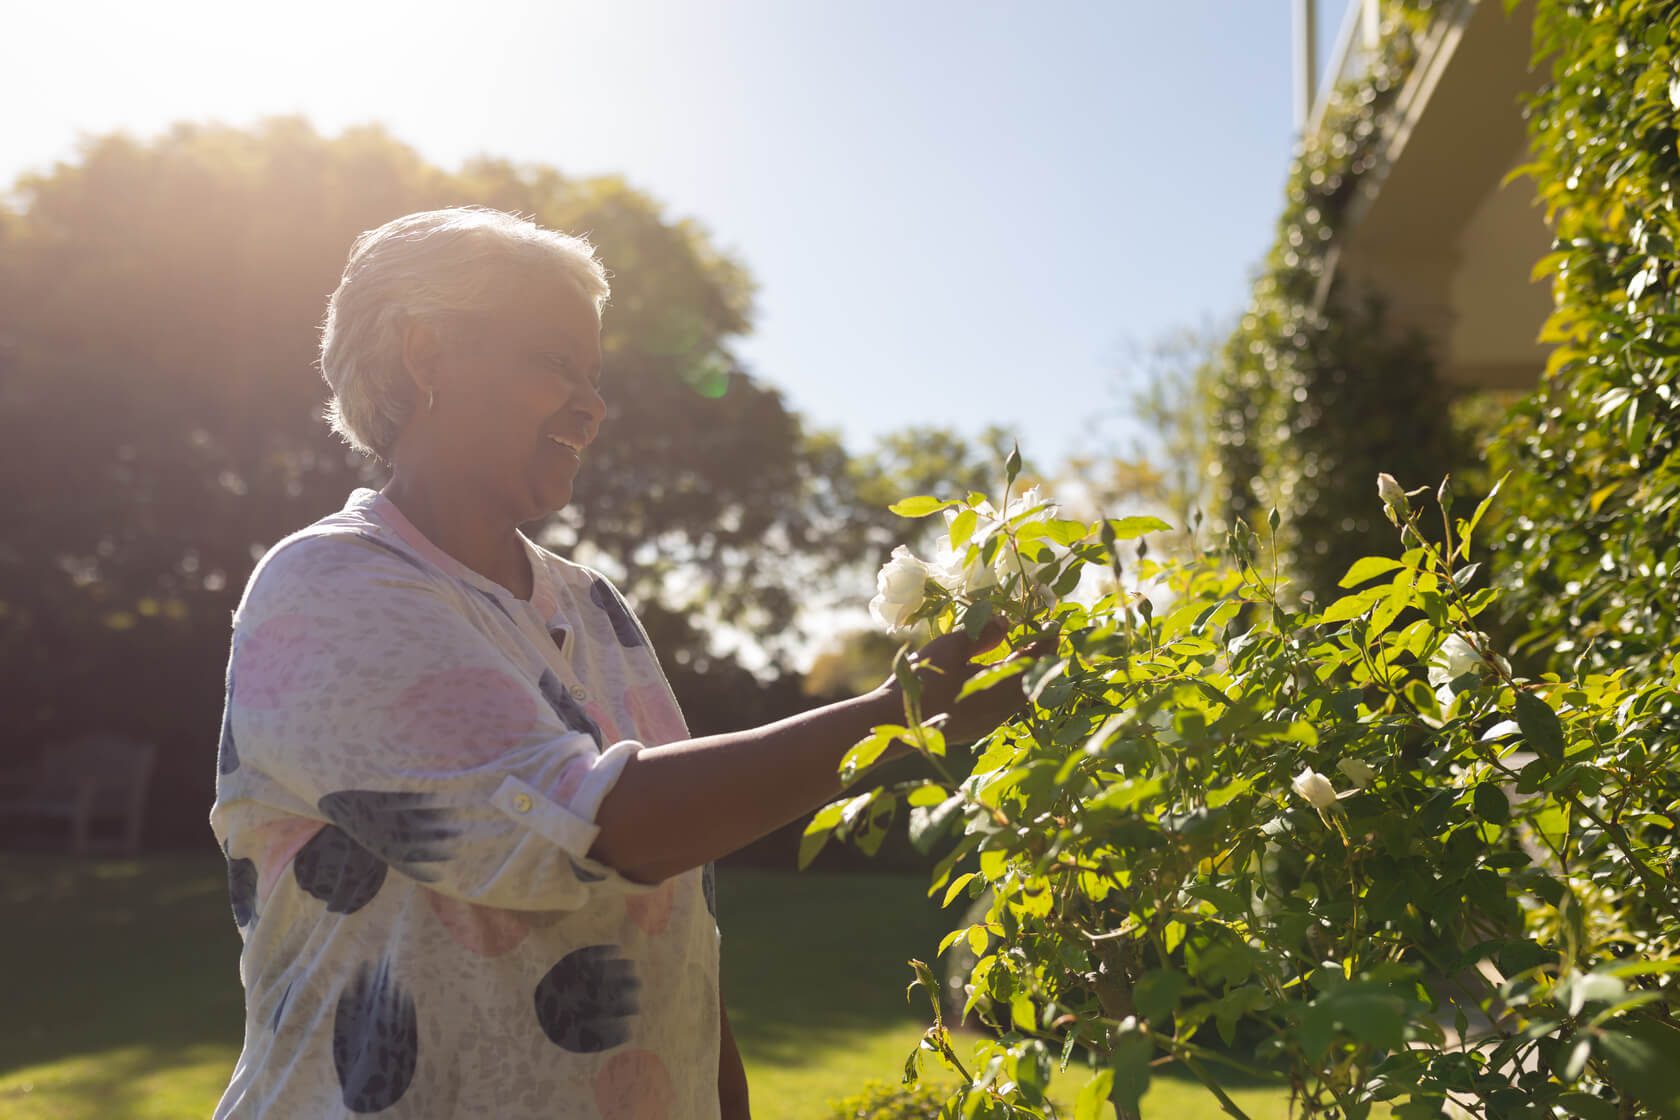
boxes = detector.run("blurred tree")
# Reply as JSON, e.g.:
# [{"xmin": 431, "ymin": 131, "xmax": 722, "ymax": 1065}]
[
  {"xmin": 0, "ymin": 118, "xmax": 951, "ymax": 846},
  {"xmin": 801, "ymin": 628, "xmax": 902, "ymax": 699},
  {"xmin": 1060, "ymin": 324, "xmax": 1226, "ymax": 537}
]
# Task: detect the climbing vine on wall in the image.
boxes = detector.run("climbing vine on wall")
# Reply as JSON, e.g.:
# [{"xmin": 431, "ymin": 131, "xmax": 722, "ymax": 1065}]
[
  {"xmin": 1208, "ymin": 0, "xmax": 1464, "ymax": 602},
  {"xmin": 1487, "ymin": 0, "xmax": 1680, "ymax": 677}
]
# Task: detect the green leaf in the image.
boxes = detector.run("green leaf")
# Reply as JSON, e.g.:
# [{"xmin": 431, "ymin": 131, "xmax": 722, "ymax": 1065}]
[
  {"xmin": 1513, "ymin": 691, "xmax": 1566, "ymax": 767},
  {"xmin": 941, "ymin": 871, "xmax": 977, "ymax": 908},
  {"xmin": 1339, "ymin": 556, "xmax": 1403, "ymax": 588},
  {"xmin": 948, "ymin": 508, "xmax": 979, "ymax": 548},
  {"xmin": 889, "ymin": 495, "xmax": 955, "ymax": 518},
  {"xmin": 955, "ymin": 658, "xmax": 1027, "ymax": 701},
  {"xmin": 1107, "ymin": 1032, "xmax": 1153, "ymax": 1115},
  {"xmin": 1318, "ymin": 592, "xmax": 1375, "ymax": 624},
  {"xmin": 854, "ymin": 793, "xmax": 896, "ymax": 856},
  {"xmin": 906, "ymin": 958, "xmax": 945, "ymax": 1025},
  {"xmin": 1473, "ymin": 782, "xmax": 1511, "ymax": 824},
  {"xmin": 1133, "ymin": 968, "xmax": 1189, "ymax": 1023},
  {"xmin": 1597, "ymin": 1019, "xmax": 1680, "ymax": 1118},
  {"xmin": 1465, "ymin": 472, "xmax": 1508, "ymax": 538},
  {"xmin": 908, "ymin": 795, "xmax": 963, "ymax": 853},
  {"xmin": 1040, "ymin": 517, "xmax": 1092, "ymax": 546},
  {"xmin": 1024, "ymin": 656, "xmax": 1068, "ymax": 704},
  {"xmin": 840, "ymin": 725, "xmax": 905, "ymax": 781},
  {"xmin": 909, "ymin": 721, "xmax": 947, "ymax": 759},
  {"xmin": 906, "ymin": 782, "xmax": 949, "ymax": 807},
  {"xmin": 1106, "ymin": 515, "xmax": 1173, "ymax": 540},
  {"xmin": 1558, "ymin": 1034, "xmax": 1593, "ymax": 1082},
  {"xmin": 1480, "ymin": 719, "xmax": 1521, "ymax": 741},
  {"xmin": 1367, "ymin": 581, "xmax": 1411, "ymax": 637},
  {"xmin": 1553, "ymin": 1093, "xmax": 1619, "ymax": 1120},
  {"xmin": 1074, "ymin": 1069, "xmax": 1115, "ymax": 1120},
  {"xmin": 798, "ymin": 801, "xmax": 845, "ymax": 869},
  {"xmin": 1052, "ymin": 561, "xmax": 1085, "ymax": 597}
]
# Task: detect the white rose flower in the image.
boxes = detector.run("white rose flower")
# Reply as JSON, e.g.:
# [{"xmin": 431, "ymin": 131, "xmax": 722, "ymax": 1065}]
[
  {"xmin": 1428, "ymin": 633, "xmax": 1483, "ymax": 690},
  {"xmin": 930, "ymin": 536, "xmax": 997, "ymax": 598},
  {"xmin": 1377, "ymin": 473, "xmax": 1409, "ymax": 525},
  {"xmin": 1291, "ymin": 767, "xmax": 1340, "ymax": 811},
  {"xmin": 1336, "ymin": 758, "xmax": 1377, "ymax": 788},
  {"xmin": 1001, "ymin": 486, "xmax": 1057, "ymax": 523},
  {"xmin": 869, "ymin": 545, "xmax": 931, "ymax": 634},
  {"xmin": 990, "ymin": 488, "xmax": 1067, "ymax": 591},
  {"xmin": 930, "ymin": 487, "xmax": 1068, "ymax": 607}
]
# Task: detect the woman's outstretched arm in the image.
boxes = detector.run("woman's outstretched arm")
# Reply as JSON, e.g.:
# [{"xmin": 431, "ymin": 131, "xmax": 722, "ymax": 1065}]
[{"xmin": 589, "ymin": 627, "xmax": 1025, "ymax": 884}]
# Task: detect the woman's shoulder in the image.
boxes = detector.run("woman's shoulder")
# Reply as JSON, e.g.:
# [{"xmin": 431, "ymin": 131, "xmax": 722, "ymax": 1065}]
[
  {"xmin": 529, "ymin": 546, "xmax": 629, "ymax": 609},
  {"xmin": 236, "ymin": 502, "xmax": 438, "ymax": 623},
  {"xmin": 528, "ymin": 547, "xmax": 652, "ymax": 646}
]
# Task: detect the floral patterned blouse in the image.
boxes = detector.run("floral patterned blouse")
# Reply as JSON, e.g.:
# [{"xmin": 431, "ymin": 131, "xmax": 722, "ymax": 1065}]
[{"xmin": 209, "ymin": 488, "xmax": 720, "ymax": 1118}]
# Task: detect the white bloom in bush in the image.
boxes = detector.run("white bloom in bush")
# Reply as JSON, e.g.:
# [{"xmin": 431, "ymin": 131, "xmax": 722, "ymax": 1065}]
[
  {"xmin": 930, "ymin": 536, "xmax": 997, "ymax": 597},
  {"xmin": 1377, "ymin": 472, "xmax": 1410, "ymax": 525},
  {"xmin": 1291, "ymin": 767, "xmax": 1340, "ymax": 811},
  {"xmin": 869, "ymin": 546, "xmax": 931, "ymax": 634},
  {"xmin": 1000, "ymin": 485, "xmax": 1057, "ymax": 524},
  {"xmin": 1337, "ymin": 758, "xmax": 1377, "ymax": 788},
  {"xmin": 1428, "ymin": 633, "xmax": 1484, "ymax": 690},
  {"xmin": 930, "ymin": 487, "xmax": 1065, "ymax": 602}
]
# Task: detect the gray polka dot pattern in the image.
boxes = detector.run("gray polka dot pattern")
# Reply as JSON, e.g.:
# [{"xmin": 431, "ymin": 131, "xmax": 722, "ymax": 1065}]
[
  {"xmin": 332, "ymin": 957, "xmax": 418, "ymax": 1113},
  {"xmin": 532, "ymin": 944, "xmax": 642, "ymax": 1053},
  {"xmin": 539, "ymin": 669, "xmax": 604, "ymax": 747},
  {"xmin": 292, "ymin": 825, "xmax": 389, "ymax": 915},
  {"xmin": 317, "ymin": 790, "xmax": 458, "ymax": 883},
  {"xmin": 589, "ymin": 577, "xmax": 646, "ymax": 648},
  {"xmin": 227, "ymin": 845, "xmax": 258, "ymax": 929}
]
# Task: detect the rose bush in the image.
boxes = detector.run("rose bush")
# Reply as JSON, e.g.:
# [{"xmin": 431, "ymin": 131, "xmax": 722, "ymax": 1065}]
[{"xmin": 809, "ymin": 457, "xmax": 1680, "ymax": 1119}]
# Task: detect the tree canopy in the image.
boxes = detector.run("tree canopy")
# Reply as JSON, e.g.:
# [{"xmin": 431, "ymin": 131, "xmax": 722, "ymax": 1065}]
[{"xmin": 0, "ymin": 118, "xmax": 990, "ymax": 846}]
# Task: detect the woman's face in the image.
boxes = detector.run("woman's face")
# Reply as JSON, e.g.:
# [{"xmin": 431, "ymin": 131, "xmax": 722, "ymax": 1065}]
[{"xmin": 428, "ymin": 267, "xmax": 606, "ymax": 521}]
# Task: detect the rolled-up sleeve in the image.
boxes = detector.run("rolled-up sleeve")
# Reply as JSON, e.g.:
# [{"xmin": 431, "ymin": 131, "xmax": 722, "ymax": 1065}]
[{"xmin": 225, "ymin": 532, "xmax": 646, "ymax": 912}]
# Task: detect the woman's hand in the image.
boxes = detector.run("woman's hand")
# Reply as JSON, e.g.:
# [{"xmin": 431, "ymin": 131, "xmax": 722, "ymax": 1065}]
[{"xmin": 881, "ymin": 621, "xmax": 1045, "ymax": 745}]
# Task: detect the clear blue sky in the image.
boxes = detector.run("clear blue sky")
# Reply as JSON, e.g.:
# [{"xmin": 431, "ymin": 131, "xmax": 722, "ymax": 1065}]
[{"xmin": 1, "ymin": 1, "xmax": 1344, "ymax": 466}]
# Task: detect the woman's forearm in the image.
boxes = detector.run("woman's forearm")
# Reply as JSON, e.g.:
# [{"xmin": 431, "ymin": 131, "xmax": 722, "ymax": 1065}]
[{"xmin": 588, "ymin": 687, "xmax": 909, "ymax": 883}]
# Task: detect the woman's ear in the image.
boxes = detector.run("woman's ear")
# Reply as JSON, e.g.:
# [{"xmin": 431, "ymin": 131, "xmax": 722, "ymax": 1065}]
[{"xmin": 400, "ymin": 319, "xmax": 443, "ymax": 401}]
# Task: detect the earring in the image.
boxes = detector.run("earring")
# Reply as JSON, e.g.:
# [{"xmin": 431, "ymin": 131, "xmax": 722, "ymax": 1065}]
[{"xmin": 426, "ymin": 386, "xmax": 436, "ymax": 414}]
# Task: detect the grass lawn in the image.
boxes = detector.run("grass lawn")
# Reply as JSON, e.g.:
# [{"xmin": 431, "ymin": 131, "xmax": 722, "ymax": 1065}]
[{"xmin": 0, "ymin": 853, "xmax": 1299, "ymax": 1118}]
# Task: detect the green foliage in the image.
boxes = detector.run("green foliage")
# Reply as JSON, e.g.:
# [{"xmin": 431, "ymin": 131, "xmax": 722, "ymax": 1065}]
[
  {"xmin": 1487, "ymin": 0, "xmax": 1680, "ymax": 678},
  {"xmin": 1208, "ymin": 0, "xmax": 1472, "ymax": 603},
  {"xmin": 818, "ymin": 467, "xmax": 1680, "ymax": 1117},
  {"xmin": 826, "ymin": 1081, "xmax": 951, "ymax": 1120}
]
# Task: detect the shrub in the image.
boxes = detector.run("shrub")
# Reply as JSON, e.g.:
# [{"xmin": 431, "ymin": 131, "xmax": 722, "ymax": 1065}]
[
  {"xmin": 811, "ymin": 463, "xmax": 1680, "ymax": 1118},
  {"xmin": 826, "ymin": 1080, "xmax": 951, "ymax": 1120}
]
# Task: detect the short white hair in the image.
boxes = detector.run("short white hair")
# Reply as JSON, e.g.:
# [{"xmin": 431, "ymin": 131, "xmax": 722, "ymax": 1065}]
[{"xmin": 319, "ymin": 207, "xmax": 610, "ymax": 461}]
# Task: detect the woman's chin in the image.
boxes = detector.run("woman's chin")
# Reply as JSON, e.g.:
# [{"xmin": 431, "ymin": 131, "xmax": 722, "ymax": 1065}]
[{"xmin": 531, "ymin": 476, "xmax": 575, "ymax": 518}]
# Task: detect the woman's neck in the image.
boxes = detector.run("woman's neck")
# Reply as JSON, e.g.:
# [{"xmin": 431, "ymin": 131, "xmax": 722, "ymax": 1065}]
[{"xmin": 379, "ymin": 469, "xmax": 533, "ymax": 601}]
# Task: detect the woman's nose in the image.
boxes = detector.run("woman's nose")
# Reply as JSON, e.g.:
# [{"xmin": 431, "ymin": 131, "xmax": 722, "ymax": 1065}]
[{"xmin": 576, "ymin": 381, "xmax": 607, "ymax": 429}]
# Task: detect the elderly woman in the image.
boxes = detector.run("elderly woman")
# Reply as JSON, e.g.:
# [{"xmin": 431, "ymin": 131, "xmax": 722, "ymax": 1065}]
[{"xmin": 209, "ymin": 207, "xmax": 1024, "ymax": 1118}]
